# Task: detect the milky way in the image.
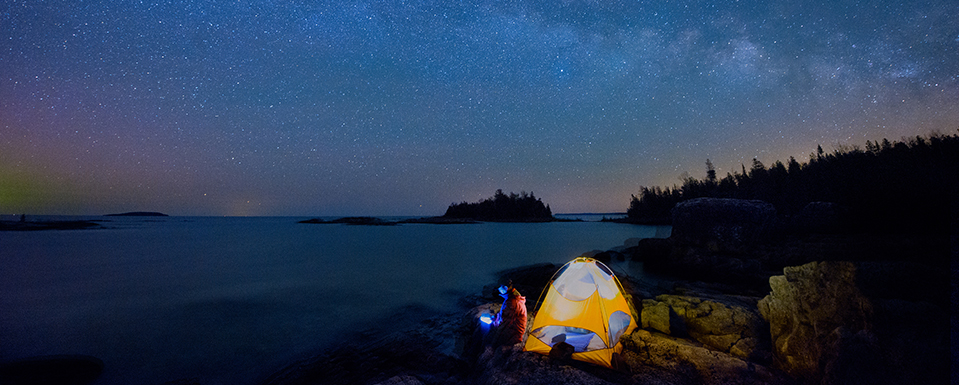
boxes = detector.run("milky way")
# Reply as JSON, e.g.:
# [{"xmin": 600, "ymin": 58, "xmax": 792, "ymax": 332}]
[{"xmin": 2, "ymin": 0, "xmax": 957, "ymax": 216}]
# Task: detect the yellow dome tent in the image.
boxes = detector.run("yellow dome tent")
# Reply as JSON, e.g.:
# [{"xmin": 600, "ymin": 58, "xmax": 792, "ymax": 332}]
[{"xmin": 523, "ymin": 257, "xmax": 636, "ymax": 368}]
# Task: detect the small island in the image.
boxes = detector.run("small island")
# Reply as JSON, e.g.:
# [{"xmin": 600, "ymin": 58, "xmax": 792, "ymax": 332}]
[
  {"xmin": 105, "ymin": 212, "xmax": 169, "ymax": 217},
  {"xmin": 442, "ymin": 190, "xmax": 556, "ymax": 222}
]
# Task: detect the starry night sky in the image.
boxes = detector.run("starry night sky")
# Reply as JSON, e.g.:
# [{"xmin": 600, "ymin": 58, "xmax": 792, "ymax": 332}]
[{"xmin": 2, "ymin": 0, "xmax": 957, "ymax": 216}]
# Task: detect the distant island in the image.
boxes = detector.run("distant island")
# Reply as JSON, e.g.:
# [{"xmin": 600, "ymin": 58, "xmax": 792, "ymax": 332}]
[
  {"xmin": 298, "ymin": 216, "xmax": 483, "ymax": 226},
  {"xmin": 298, "ymin": 217, "xmax": 397, "ymax": 226},
  {"xmin": 443, "ymin": 190, "xmax": 555, "ymax": 222},
  {"xmin": 105, "ymin": 212, "xmax": 169, "ymax": 217},
  {"xmin": 298, "ymin": 190, "xmax": 562, "ymax": 226}
]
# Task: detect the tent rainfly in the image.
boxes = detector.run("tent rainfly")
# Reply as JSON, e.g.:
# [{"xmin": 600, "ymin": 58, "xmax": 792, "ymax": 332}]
[{"xmin": 523, "ymin": 257, "xmax": 636, "ymax": 368}]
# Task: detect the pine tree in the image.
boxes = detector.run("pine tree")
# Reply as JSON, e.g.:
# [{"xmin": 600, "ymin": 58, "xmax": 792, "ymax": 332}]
[{"xmin": 706, "ymin": 159, "xmax": 717, "ymax": 182}]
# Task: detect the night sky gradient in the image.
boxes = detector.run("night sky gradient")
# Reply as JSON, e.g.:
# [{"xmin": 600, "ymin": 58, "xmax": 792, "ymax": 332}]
[{"xmin": 2, "ymin": 0, "xmax": 957, "ymax": 216}]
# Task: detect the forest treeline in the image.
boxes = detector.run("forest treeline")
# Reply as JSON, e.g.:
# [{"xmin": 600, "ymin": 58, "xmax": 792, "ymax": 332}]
[
  {"xmin": 444, "ymin": 190, "xmax": 553, "ymax": 221},
  {"xmin": 627, "ymin": 132, "xmax": 959, "ymax": 233}
]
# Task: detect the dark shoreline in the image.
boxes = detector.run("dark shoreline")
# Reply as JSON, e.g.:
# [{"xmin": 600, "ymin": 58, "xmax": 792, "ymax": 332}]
[
  {"xmin": 254, "ymin": 257, "xmax": 777, "ymax": 385},
  {"xmin": 0, "ymin": 220, "xmax": 102, "ymax": 231},
  {"xmin": 297, "ymin": 215, "xmax": 587, "ymax": 225}
]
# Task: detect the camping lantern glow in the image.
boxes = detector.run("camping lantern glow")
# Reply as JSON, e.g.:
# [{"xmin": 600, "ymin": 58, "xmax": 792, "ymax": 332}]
[
  {"xmin": 479, "ymin": 314, "xmax": 493, "ymax": 325},
  {"xmin": 478, "ymin": 312, "xmax": 494, "ymax": 334}
]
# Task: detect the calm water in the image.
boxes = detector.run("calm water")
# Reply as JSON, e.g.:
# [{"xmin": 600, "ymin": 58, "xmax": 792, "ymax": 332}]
[{"xmin": 0, "ymin": 215, "xmax": 668, "ymax": 385}]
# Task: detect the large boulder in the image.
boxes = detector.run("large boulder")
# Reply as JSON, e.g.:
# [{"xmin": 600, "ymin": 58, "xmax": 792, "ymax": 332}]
[
  {"xmin": 640, "ymin": 295, "xmax": 769, "ymax": 362},
  {"xmin": 758, "ymin": 261, "xmax": 948, "ymax": 384},
  {"xmin": 671, "ymin": 198, "xmax": 777, "ymax": 253},
  {"xmin": 788, "ymin": 202, "xmax": 850, "ymax": 234},
  {"xmin": 650, "ymin": 198, "xmax": 779, "ymax": 286},
  {"xmin": 620, "ymin": 330, "xmax": 789, "ymax": 385},
  {"xmin": 640, "ymin": 299, "xmax": 671, "ymax": 334},
  {"xmin": 757, "ymin": 261, "xmax": 867, "ymax": 383}
]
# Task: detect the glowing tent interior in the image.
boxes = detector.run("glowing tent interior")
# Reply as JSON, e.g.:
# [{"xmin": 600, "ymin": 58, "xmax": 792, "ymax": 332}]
[{"xmin": 523, "ymin": 257, "xmax": 637, "ymax": 368}]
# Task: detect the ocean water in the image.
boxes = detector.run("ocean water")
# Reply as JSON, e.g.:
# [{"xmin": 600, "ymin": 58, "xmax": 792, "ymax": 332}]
[{"xmin": 0, "ymin": 215, "xmax": 668, "ymax": 385}]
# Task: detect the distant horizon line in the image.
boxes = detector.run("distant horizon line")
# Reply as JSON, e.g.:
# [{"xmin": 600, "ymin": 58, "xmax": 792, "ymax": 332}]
[{"xmin": 3, "ymin": 212, "xmax": 628, "ymax": 218}]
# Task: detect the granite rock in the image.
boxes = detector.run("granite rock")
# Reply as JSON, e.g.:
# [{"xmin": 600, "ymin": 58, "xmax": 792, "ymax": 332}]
[
  {"xmin": 640, "ymin": 295, "xmax": 769, "ymax": 362},
  {"xmin": 758, "ymin": 261, "xmax": 948, "ymax": 384}
]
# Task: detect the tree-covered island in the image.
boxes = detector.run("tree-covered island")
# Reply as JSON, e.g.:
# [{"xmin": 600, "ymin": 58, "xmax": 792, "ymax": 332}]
[{"xmin": 443, "ymin": 190, "xmax": 555, "ymax": 222}]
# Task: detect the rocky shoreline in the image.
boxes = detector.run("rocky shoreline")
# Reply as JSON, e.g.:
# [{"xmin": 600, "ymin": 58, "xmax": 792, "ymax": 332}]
[{"xmin": 262, "ymin": 197, "xmax": 951, "ymax": 385}]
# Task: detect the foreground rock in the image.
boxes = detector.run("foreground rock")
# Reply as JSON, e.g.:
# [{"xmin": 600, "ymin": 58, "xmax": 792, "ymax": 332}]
[
  {"xmin": 621, "ymin": 330, "xmax": 789, "ymax": 385},
  {"xmin": 640, "ymin": 294, "xmax": 770, "ymax": 362},
  {"xmin": 758, "ymin": 261, "xmax": 948, "ymax": 384},
  {"xmin": 472, "ymin": 329, "xmax": 790, "ymax": 385},
  {"xmin": 470, "ymin": 344, "xmax": 624, "ymax": 385}
]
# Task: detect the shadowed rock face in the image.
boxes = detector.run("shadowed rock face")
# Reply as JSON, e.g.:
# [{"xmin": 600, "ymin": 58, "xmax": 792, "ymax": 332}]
[
  {"xmin": 638, "ymin": 197, "xmax": 779, "ymax": 287},
  {"xmin": 788, "ymin": 202, "xmax": 850, "ymax": 234},
  {"xmin": 758, "ymin": 261, "xmax": 869, "ymax": 383},
  {"xmin": 671, "ymin": 198, "xmax": 777, "ymax": 254},
  {"xmin": 758, "ymin": 261, "xmax": 949, "ymax": 385}
]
